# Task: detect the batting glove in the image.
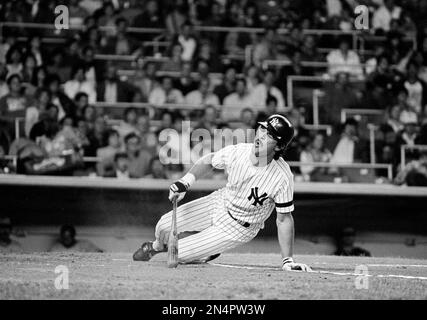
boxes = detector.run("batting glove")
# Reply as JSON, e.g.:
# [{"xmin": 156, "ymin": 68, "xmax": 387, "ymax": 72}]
[
  {"xmin": 169, "ymin": 180, "xmax": 189, "ymax": 202},
  {"xmin": 282, "ymin": 257, "xmax": 312, "ymax": 272}
]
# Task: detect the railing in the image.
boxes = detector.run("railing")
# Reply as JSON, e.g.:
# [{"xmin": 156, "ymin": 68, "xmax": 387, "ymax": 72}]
[
  {"xmin": 340, "ymin": 108, "xmax": 384, "ymax": 123},
  {"xmin": 288, "ymin": 161, "xmax": 393, "ymax": 181},
  {"xmin": 1, "ymin": 155, "xmax": 394, "ymax": 181},
  {"xmin": 400, "ymin": 144, "xmax": 427, "ymax": 167}
]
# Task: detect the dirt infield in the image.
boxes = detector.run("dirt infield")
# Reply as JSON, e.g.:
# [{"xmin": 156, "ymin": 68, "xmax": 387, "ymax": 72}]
[{"xmin": 0, "ymin": 252, "xmax": 426, "ymax": 299}]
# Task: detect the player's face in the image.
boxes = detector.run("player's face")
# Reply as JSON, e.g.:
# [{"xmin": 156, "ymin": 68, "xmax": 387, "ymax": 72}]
[{"xmin": 252, "ymin": 126, "xmax": 278, "ymax": 159}]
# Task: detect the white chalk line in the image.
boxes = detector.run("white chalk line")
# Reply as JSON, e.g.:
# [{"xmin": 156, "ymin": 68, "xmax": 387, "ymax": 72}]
[
  {"xmin": 312, "ymin": 262, "xmax": 427, "ymax": 268},
  {"xmin": 209, "ymin": 263, "xmax": 427, "ymax": 280}
]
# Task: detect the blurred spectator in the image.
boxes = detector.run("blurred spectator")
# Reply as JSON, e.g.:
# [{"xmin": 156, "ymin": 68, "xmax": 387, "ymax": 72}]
[
  {"xmin": 63, "ymin": 39, "xmax": 82, "ymax": 69},
  {"xmin": 144, "ymin": 156, "xmax": 168, "ymax": 179},
  {"xmin": 111, "ymin": 152, "xmax": 131, "ymax": 179},
  {"xmin": 394, "ymin": 150, "xmax": 427, "ymax": 186},
  {"xmin": 68, "ymin": 0, "xmax": 90, "ymax": 27},
  {"xmin": 395, "ymin": 87, "xmax": 418, "ymax": 124},
  {"xmin": 96, "ymin": 129, "xmax": 121, "ymax": 174},
  {"xmin": 80, "ymin": 46, "xmax": 103, "ymax": 86},
  {"xmin": 240, "ymin": 108, "xmax": 256, "ymax": 142},
  {"xmin": 223, "ymin": 78, "xmax": 252, "ymax": 120},
  {"xmin": 25, "ymin": 36, "xmax": 44, "ymax": 67},
  {"xmin": 5, "ymin": 44, "xmax": 23, "ymax": 78},
  {"xmin": 105, "ymin": 17, "xmax": 138, "ymax": 55},
  {"xmin": 252, "ymin": 27, "xmax": 279, "ymax": 67},
  {"xmin": 276, "ymin": 50, "xmax": 314, "ymax": 96},
  {"xmin": 132, "ymin": 0, "xmax": 163, "ymax": 28},
  {"xmin": 114, "ymin": 107, "xmax": 139, "ymax": 139},
  {"xmin": 385, "ymin": 104, "xmax": 404, "ymax": 134},
  {"xmin": 149, "ymin": 76, "xmax": 184, "ymax": 106},
  {"xmin": 334, "ymin": 227, "xmax": 371, "ymax": 257},
  {"xmin": 255, "ymin": 95, "xmax": 279, "ymax": 123},
  {"xmin": 64, "ymin": 65, "xmax": 97, "ymax": 104},
  {"xmin": 131, "ymin": 60, "xmax": 156, "ymax": 102},
  {"xmin": 326, "ymin": 39, "xmax": 363, "ymax": 79},
  {"xmin": 282, "ymin": 26, "xmax": 304, "ymax": 58},
  {"xmin": 185, "ymin": 78, "xmax": 220, "ymax": 106},
  {"xmin": 174, "ymin": 62, "xmax": 198, "ymax": 95},
  {"xmin": 214, "ymin": 66, "xmax": 236, "ymax": 104},
  {"xmin": 47, "ymin": 48, "xmax": 72, "ymax": 83},
  {"xmin": 97, "ymin": 64, "xmax": 135, "ymax": 103},
  {"xmin": 84, "ymin": 115, "xmax": 107, "ymax": 157},
  {"xmin": 161, "ymin": 43, "xmax": 184, "ymax": 72},
  {"xmin": 49, "ymin": 225, "xmax": 103, "ymax": 252},
  {"xmin": 194, "ymin": 105, "xmax": 219, "ymax": 136},
  {"xmin": 404, "ymin": 61, "xmax": 426, "ymax": 115},
  {"xmin": 25, "ymin": 87, "xmax": 53, "ymax": 137},
  {"xmin": 367, "ymin": 55, "xmax": 396, "ymax": 94},
  {"xmin": 21, "ymin": 53, "xmax": 37, "ymax": 84},
  {"xmin": 329, "ymin": 118, "xmax": 369, "ymax": 165},
  {"xmin": 300, "ymin": 132, "xmax": 333, "ymax": 182},
  {"xmin": 96, "ymin": 1, "xmax": 118, "ymax": 29},
  {"xmin": 300, "ymin": 35, "xmax": 322, "ymax": 62},
  {"xmin": 196, "ymin": 39, "xmax": 222, "ymax": 73},
  {"xmin": 249, "ymin": 69, "xmax": 286, "ymax": 110},
  {"xmin": 74, "ymin": 92, "xmax": 90, "ymax": 118},
  {"xmin": 176, "ymin": 21, "xmax": 197, "ymax": 62},
  {"xmin": 0, "ymin": 74, "xmax": 29, "ymax": 118},
  {"xmin": 321, "ymin": 72, "xmax": 360, "ymax": 126},
  {"xmin": 244, "ymin": 65, "xmax": 261, "ymax": 94},
  {"xmin": 165, "ymin": 1, "xmax": 189, "ymax": 38},
  {"xmin": 0, "ymin": 217, "xmax": 23, "ymax": 253},
  {"xmin": 0, "ymin": 63, "xmax": 8, "ymax": 98},
  {"xmin": 0, "ymin": 36, "xmax": 16, "ymax": 65},
  {"xmin": 373, "ymin": 0, "xmax": 402, "ymax": 33},
  {"xmin": 136, "ymin": 114, "xmax": 157, "ymax": 153},
  {"xmin": 123, "ymin": 132, "xmax": 151, "ymax": 178}
]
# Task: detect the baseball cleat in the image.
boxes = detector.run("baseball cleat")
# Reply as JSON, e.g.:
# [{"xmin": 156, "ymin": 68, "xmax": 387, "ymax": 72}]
[
  {"xmin": 204, "ymin": 253, "xmax": 221, "ymax": 262},
  {"xmin": 132, "ymin": 242, "xmax": 165, "ymax": 261}
]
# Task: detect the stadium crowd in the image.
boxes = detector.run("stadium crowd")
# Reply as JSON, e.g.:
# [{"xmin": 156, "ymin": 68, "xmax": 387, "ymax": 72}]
[{"xmin": 1, "ymin": 0, "xmax": 427, "ymax": 185}]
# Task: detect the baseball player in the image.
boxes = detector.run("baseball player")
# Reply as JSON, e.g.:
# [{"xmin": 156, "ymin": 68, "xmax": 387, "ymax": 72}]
[{"xmin": 133, "ymin": 114, "xmax": 312, "ymax": 272}]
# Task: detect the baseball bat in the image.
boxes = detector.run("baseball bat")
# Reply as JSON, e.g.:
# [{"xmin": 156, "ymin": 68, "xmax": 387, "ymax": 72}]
[{"xmin": 167, "ymin": 196, "xmax": 179, "ymax": 268}]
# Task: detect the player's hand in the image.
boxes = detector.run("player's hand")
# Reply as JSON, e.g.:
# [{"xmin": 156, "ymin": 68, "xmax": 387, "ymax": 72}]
[
  {"xmin": 168, "ymin": 180, "xmax": 189, "ymax": 202},
  {"xmin": 281, "ymin": 257, "xmax": 312, "ymax": 272}
]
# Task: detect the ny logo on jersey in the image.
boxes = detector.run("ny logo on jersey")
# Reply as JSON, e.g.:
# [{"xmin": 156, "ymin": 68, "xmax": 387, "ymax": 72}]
[{"xmin": 248, "ymin": 187, "xmax": 268, "ymax": 206}]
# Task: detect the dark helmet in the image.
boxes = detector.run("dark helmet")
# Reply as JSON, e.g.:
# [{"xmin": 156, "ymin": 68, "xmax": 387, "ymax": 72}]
[{"xmin": 258, "ymin": 114, "xmax": 294, "ymax": 149}]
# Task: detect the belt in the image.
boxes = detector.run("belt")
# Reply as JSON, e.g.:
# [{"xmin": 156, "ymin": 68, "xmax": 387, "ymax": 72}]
[{"xmin": 228, "ymin": 211, "xmax": 250, "ymax": 228}]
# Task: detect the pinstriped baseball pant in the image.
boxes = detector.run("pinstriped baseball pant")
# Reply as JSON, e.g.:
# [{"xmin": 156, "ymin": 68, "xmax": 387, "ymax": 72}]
[{"xmin": 154, "ymin": 189, "xmax": 260, "ymax": 263}]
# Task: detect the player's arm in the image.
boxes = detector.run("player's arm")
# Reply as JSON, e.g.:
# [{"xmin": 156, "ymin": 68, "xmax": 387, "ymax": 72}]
[
  {"xmin": 275, "ymin": 180, "xmax": 311, "ymax": 272},
  {"xmin": 168, "ymin": 153, "xmax": 216, "ymax": 202},
  {"xmin": 169, "ymin": 144, "xmax": 235, "ymax": 202}
]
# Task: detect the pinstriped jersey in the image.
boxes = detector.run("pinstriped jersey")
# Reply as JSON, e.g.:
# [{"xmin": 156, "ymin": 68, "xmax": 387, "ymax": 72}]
[{"xmin": 212, "ymin": 143, "xmax": 294, "ymax": 226}]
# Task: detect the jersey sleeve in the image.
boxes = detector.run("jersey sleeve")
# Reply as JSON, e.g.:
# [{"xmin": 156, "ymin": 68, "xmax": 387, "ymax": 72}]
[
  {"xmin": 211, "ymin": 144, "xmax": 236, "ymax": 170},
  {"xmin": 274, "ymin": 177, "xmax": 294, "ymax": 214}
]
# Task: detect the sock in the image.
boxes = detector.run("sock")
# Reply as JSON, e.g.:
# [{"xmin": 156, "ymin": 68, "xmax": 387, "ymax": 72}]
[{"xmin": 152, "ymin": 240, "xmax": 164, "ymax": 252}]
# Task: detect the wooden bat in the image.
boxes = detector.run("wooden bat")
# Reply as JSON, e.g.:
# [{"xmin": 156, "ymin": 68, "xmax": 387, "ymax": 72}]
[{"xmin": 167, "ymin": 196, "xmax": 179, "ymax": 268}]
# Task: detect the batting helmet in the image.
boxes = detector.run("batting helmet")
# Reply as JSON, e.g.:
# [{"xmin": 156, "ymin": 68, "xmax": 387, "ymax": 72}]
[{"xmin": 258, "ymin": 114, "xmax": 295, "ymax": 149}]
